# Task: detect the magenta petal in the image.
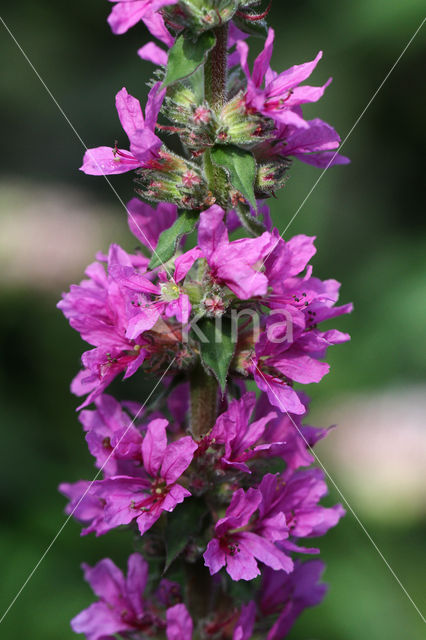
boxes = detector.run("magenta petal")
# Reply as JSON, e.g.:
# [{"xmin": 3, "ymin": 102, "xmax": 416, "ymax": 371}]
[
  {"xmin": 82, "ymin": 558, "xmax": 125, "ymax": 604},
  {"xmin": 198, "ymin": 205, "xmax": 228, "ymax": 258},
  {"xmin": 116, "ymin": 87, "xmax": 145, "ymax": 138},
  {"xmin": 294, "ymin": 150, "xmax": 350, "ymax": 168},
  {"xmin": 107, "ymin": 1, "xmax": 147, "ymax": 35},
  {"xmin": 161, "ymin": 483, "xmax": 191, "ymax": 512},
  {"xmin": 233, "ymin": 601, "xmax": 256, "ymax": 640},
  {"xmin": 252, "ymin": 28, "xmax": 275, "ymax": 87},
  {"xmin": 226, "ymin": 542, "xmax": 260, "ymax": 581},
  {"xmin": 137, "ymin": 506, "xmax": 163, "ymax": 535},
  {"xmin": 142, "ymin": 418, "xmax": 168, "ymax": 477},
  {"xmin": 160, "ymin": 436, "xmax": 197, "ymax": 483},
  {"xmin": 174, "ymin": 248, "xmax": 202, "ymax": 282},
  {"xmin": 130, "ymin": 126, "xmax": 162, "ymax": 162},
  {"xmin": 126, "ymin": 308, "xmax": 160, "ymax": 339},
  {"xmin": 254, "ymin": 371, "xmax": 306, "ymax": 415},
  {"xmin": 286, "ymin": 78, "xmax": 332, "ymax": 106},
  {"xmin": 141, "ymin": 9, "xmax": 175, "ymax": 46},
  {"xmin": 272, "ymin": 51, "xmax": 323, "ymax": 93},
  {"xmin": 71, "ymin": 601, "xmax": 129, "ymax": 640},
  {"xmin": 125, "ymin": 553, "xmax": 148, "ymax": 618},
  {"xmin": 127, "ymin": 198, "xmax": 177, "ymax": 250},
  {"xmin": 138, "ymin": 41, "xmax": 168, "ymax": 66},
  {"xmin": 274, "ymin": 353, "xmax": 330, "ymax": 384},
  {"xmin": 80, "ymin": 146, "xmax": 138, "ymax": 175},
  {"xmin": 204, "ymin": 538, "xmax": 226, "ymax": 575},
  {"xmin": 166, "ymin": 603, "xmax": 193, "ymax": 640},
  {"xmin": 239, "ymin": 532, "xmax": 294, "ymax": 573}
]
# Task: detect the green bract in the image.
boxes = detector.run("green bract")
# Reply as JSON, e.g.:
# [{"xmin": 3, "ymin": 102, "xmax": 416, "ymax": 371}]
[
  {"xmin": 211, "ymin": 144, "xmax": 257, "ymax": 211},
  {"xmin": 195, "ymin": 316, "xmax": 236, "ymax": 391},
  {"xmin": 163, "ymin": 0, "xmax": 239, "ymax": 35},
  {"xmin": 149, "ymin": 210, "xmax": 199, "ymax": 269},
  {"xmin": 164, "ymin": 31, "xmax": 217, "ymax": 86}
]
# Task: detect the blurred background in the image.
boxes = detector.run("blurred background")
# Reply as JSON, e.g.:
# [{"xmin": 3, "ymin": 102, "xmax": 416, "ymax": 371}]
[{"xmin": 0, "ymin": 1, "xmax": 425, "ymax": 638}]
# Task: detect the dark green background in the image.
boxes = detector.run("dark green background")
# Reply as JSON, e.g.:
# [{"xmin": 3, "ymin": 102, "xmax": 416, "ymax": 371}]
[{"xmin": 0, "ymin": 1, "xmax": 425, "ymax": 638}]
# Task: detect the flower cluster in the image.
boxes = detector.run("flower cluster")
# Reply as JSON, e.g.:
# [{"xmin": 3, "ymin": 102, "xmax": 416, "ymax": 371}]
[{"xmin": 61, "ymin": 2, "xmax": 351, "ymax": 638}]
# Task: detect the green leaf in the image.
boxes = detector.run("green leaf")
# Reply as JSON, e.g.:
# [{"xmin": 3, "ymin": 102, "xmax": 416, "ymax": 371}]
[
  {"xmin": 164, "ymin": 498, "xmax": 207, "ymax": 572},
  {"xmin": 211, "ymin": 145, "xmax": 257, "ymax": 211},
  {"xmin": 164, "ymin": 32, "xmax": 216, "ymax": 86},
  {"xmin": 195, "ymin": 317, "xmax": 236, "ymax": 391},
  {"xmin": 149, "ymin": 210, "xmax": 198, "ymax": 269}
]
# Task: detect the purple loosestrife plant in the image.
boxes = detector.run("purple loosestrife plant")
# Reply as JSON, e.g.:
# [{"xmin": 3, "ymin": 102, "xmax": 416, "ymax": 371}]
[{"xmin": 61, "ymin": 2, "xmax": 352, "ymax": 637}]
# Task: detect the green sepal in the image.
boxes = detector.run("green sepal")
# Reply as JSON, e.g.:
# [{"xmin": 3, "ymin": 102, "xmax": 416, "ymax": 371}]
[
  {"xmin": 164, "ymin": 498, "xmax": 207, "ymax": 572},
  {"xmin": 195, "ymin": 316, "xmax": 236, "ymax": 391},
  {"xmin": 235, "ymin": 202, "xmax": 266, "ymax": 237},
  {"xmin": 163, "ymin": 31, "xmax": 217, "ymax": 87},
  {"xmin": 148, "ymin": 210, "xmax": 198, "ymax": 270},
  {"xmin": 210, "ymin": 144, "xmax": 257, "ymax": 211},
  {"xmin": 233, "ymin": 15, "xmax": 268, "ymax": 38}
]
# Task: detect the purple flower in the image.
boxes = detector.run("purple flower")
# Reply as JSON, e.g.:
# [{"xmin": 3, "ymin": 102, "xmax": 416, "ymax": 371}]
[
  {"xmin": 84, "ymin": 418, "xmax": 198, "ymax": 536},
  {"xmin": 251, "ymin": 308, "xmax": 351, "ymax": 415},
  {"xmin": 58, "ymin": 244, "xmax": 148, "ymax": 408},
  {"xmin": 110, "ymin": 257, "xmax": 192, "ymax": 341},
  {"xmin": 251, "ymin": 314, "xmax": 332, "ymax": 415},
  {"xmin": 260, "ymin": 561, "xmax": 327, "ymax": 639},
  {"xmin": 255, "ymin": 392, "xmax": 330, "ymax": 470},
  {"xmin": 182, "ymin": 205, "xmax": 275, "ymax": 300},
  {"xmin": 242, "ymin": 236, "xmax": 353, "ymax": 414},
  {"xmin": 79, "ymin": 393, "xmax": 144, "ymax": 476},
  {"xmin": 272, "ymin": 118, "xmax": 350, "ymax": 167},
  {"xmin": 209, "ymin": 392, "xmax": 280, "ymax": 473},
  {"xmin": 59, "ymin": 480, "xmax": 111, "ymax": 536},
  {"xmin": 237, "ymin": 28, "xmax": 331, "ymax": 129},
  {"xmin": 236, "ymin": 28, "xmax": 348, "ymax": 166},
  {"xmin": 80, "ymin": 84, "xmax": 165, "ymax": 176},
  {"xmin": 233, "ymin": 602, "xmax": 256, "ymax": 640},
  {"xmin": 107, "ymin": 0, "xmax": 177, "ymax": 43},
  {"xmin": 71, "ymin": 554, "xmax": 164, "ymax": 639},
  {"xmin": 204, "ymin": 487, "xmax": 293, "ymax": 581},
  {"xmin": 258, "ymin": 472, "xmax": 345, "ymax": 554},
  {"xmin": 165, "ymin": 601, "xmax": 255, "ymax": 640},
  {"xmin": 127, "ymin": 198, "xmax": 178, "ymax": 254}
]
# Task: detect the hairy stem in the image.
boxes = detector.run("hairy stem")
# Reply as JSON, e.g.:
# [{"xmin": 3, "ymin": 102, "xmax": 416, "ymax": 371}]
[
  {"xmin": 185, "ymin": 558, "xmax": 214, "ymax": 620},
  {"xmin": 190, "ymin": 362, "xmax": 218, "ymax": 440},
  {"xmin": 184, "ymin": 24, "xmax": 229, "ymax": 622},
  {"xmin": 204, "ymin": 23, "xmax": 229, "ymax": 109},
  {"xmin": 204, "ymin": 23, "xmax": 229, "ymax": 208}
]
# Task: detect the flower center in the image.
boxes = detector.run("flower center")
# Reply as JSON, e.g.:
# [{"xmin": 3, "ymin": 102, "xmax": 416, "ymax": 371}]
[{"xmin": 160, "ymin": 281, "xmax": 181, "ymax": 302}]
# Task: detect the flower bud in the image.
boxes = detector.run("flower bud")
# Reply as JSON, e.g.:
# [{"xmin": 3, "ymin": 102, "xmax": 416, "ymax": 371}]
[
  {"xmin": 233, "ymin": 0, "xmax": 271, "ymax": 37},
  {"xmin": 164, "ymin": 85, "xmax": 216, "ymax": 153},
  {"xmin": 255, "ymin": 159, "xmax": 291, "ymax": 197},
  {"xmin": 201, "ymin": 292, "xmax": 229, "ymax": 318},
  {"xmin": 217, "ymin": 92, "xmax": 275, "ymax": 146},
  {"xmin": 162, "ymin": 0, "xmax": 239, "ymax": 35},
  {"xmin": 134, "ymin": 149, "xmax": 211, "ymax": 209}
]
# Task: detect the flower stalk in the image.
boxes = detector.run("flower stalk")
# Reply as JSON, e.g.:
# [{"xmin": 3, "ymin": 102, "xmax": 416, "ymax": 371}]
[
  {"xmin": 59, "ymin": 2, "xmax": 352, "ymax": 638},
  {"xmin": 204, "ymin": 23, "xmax": 230, "ymax": 208},
  {"xmin": 190, "ymin": 361, "xmax": 218, "ymax": 439}
]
